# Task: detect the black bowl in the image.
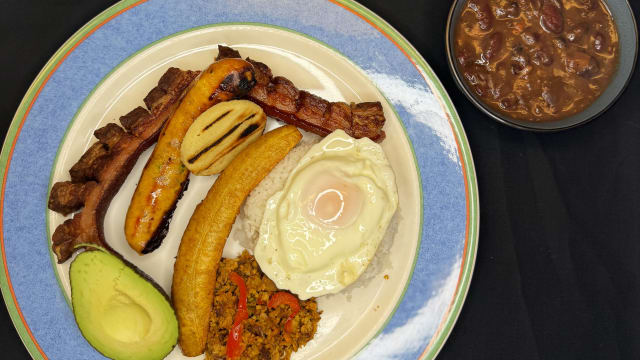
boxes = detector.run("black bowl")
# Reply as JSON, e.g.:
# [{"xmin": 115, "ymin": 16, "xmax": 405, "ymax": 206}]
[{"xmin": 446, "ymin": 0, "xmax": 638, "ymax": 131}]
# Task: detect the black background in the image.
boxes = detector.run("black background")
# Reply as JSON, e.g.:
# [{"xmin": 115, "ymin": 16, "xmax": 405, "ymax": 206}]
[{"xmin": 1, "ymin": 0, "xmax": 639, "ymax": 359}]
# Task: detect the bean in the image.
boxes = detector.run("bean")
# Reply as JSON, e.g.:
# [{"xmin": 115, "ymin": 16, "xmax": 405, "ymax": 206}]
[
  {"xmin": 464, "ymin": 71, "xmax": 479, "ymax": 85},
  {"xmin": 496, "ymin": 1, "xmax": 521, "ymax": 19},
  {"xmin": 457, "ymin": 47, "xmax": 474, "ymax": 67},
  {"xmin": 483, "ymin": 32, "xmax": 504, "ymax": 61},
  {"xmin": 507, "ymin": 2, "xmax": 521, "ymax": 18},
  {"xmin": 521, "ymin": 30, "xmax": 539, "ymax": 45},
  {"xmin": 564, "ymin": 51, "xmax": 600, "ymax": 78},
  {"xmin": 511, "ymin": 62, "xmax": 525, "ymax": 75},
  {"xmin": 532, "ymin": 47, "xmax": 553, "ymax": 66},
  {"xmin": 511, "ymin": 54, "xmax": 529, "ymax": 74},
  {"xmin": 541, "ymin": 87, "xmax": 559, "ymax": 112},
  {"xmin": 593, "ymin": 32, "xmax": 605, "ymax": 52},
  {"xmin": 552, "ymin": 37, "xmax": 566, "ymax": 49},
  {"xmin": 534, "ymin": 105, "xmax": 543, "ymax": 116},
  {"xmin": 468, "ymin": 0, "xmax": 493, "ymax": 31},
  {"xmin": 489, "ymin": 81, "xmax": 503, "ymax": 99},
  {"xmin": 500, "ymin": 94, "xmax": 518, "ymax": 109},
  {"xmin": 566, "ymin": 23, "xmax": 589, "ymax": 43},
  {"xmin": 540, "ymin": 0, "xmax": 564, "ymax": 34},
  {"xmin": 581, "ymin": 57, "xmax": 600, "ymax": 78}
]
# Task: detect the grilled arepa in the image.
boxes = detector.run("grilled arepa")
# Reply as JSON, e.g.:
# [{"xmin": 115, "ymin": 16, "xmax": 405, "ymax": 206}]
[{"xmin": 180, "ymin": 100, "xmax": 266, "ymax": 175}]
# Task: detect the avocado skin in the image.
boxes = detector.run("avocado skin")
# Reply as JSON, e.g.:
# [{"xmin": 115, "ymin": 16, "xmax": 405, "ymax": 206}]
[{"xmin": 70, "ymin": 248, "xmax": 178, "ymax": 360}]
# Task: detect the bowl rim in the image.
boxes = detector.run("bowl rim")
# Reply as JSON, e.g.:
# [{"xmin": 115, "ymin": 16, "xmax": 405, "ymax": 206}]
[{"xmin": 445, "ymin": 0, "xmax": 639, "ymax": 132}]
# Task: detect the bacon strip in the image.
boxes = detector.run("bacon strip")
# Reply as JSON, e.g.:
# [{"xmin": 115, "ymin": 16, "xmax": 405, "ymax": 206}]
[
  {"xmin": 48, "ymin": 67, "xmax": 199, "ymax": 263},
  {"xmin": 216, "ymin": 45, "xmax": 386, "ymax": 142}
]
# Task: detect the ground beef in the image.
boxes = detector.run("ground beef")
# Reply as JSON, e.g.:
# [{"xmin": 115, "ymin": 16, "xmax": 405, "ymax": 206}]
[{"xmin": 205, "ymin": 251, "xmax": 321, "ymax": 360}]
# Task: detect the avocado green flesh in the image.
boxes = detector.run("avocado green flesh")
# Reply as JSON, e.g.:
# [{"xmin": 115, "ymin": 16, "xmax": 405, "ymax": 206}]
[{"xmin": 70, "ymin": 250, "xmax": 178, "ymax": 360}]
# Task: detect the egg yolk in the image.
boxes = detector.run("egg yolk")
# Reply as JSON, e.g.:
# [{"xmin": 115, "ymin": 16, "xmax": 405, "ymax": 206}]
[{"xmin": 302, "ymin": 174, "xmax": 363, "ymax": 228}]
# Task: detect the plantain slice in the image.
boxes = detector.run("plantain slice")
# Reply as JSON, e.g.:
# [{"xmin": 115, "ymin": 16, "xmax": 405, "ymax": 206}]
[
  {"xmin": 171, "ymin": 125, "xmax": 302, "ymax": 356},
  {"xmin": 180, "ymin": 100, "xmax": 267, "ymax": 175}
]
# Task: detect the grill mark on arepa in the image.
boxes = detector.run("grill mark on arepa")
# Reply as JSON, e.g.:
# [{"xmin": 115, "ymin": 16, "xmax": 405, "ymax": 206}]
[{"xmin": 188, "ymin": 120, "xmax": 247, "ymax": 164}]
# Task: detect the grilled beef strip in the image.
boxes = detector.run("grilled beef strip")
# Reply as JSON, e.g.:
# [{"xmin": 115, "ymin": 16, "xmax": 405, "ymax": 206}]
[
  {"xmin": 216, "ymin": 45, "xmax": 386, "ymax": 142},
  {"xmin": 48, "ymin": 67, "xmax": 199, "ymax": 263}
]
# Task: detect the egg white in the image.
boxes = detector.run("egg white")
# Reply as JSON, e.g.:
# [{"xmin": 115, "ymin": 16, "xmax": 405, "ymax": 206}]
[{"xmin": 254, "ymin": 130, "xmax": 398, "ymax": 299}]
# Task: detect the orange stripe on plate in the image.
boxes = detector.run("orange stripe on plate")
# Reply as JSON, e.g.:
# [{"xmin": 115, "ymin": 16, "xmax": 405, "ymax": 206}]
[
  {"xmin": 0, "ymin": 1, "xmax": 148, "ymax": 358},
  {"xmin": 326, "ymin": 1, "xmax": 473, "ymax": 358}
]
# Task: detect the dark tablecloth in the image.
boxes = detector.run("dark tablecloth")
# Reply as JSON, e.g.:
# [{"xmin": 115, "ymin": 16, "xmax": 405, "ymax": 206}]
[{"xmin": 1, "ymin": 0, "xmax": 639, "ymax": 359}]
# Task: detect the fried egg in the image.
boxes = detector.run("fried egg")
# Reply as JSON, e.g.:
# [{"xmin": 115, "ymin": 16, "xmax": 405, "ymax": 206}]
[{"xmin": 254, "ymin": 130, "xmax": 398, "ymax": 299}]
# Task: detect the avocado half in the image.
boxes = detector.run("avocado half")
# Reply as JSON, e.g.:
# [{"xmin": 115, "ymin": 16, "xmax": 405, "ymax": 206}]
[{"xmin": 70, "ymin": 249, "xmax": 178, "ymax": 360}]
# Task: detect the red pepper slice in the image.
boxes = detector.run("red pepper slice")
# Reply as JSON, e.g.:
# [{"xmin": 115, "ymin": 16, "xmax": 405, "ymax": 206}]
[
  {"xmin": 226, "ymin": 272, "xmax": 249, "ymax": 359},
  {"xmin": 268, "ymin": 291, "xmax": 300, "ymax": 333}
]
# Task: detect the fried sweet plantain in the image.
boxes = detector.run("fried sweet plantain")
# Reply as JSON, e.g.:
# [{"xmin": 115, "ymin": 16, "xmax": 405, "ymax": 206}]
[
  {"xmin": 125, "ymin": 58, "xmax": 255, "ymax": 255},
  {"xmin": 171, "ymin": 125, "xmax": 302, "ymax": 356}
]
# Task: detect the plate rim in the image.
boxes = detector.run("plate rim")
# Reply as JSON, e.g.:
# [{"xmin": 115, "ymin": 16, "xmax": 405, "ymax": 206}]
[{"xmin": 0, "ymin": 1, "xmax": 479, "ymax": 359}]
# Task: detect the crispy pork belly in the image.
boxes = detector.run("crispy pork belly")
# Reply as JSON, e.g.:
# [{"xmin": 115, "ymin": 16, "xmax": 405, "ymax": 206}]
[
  {"xmin": 215, "ymin": 45, "xmax": 241, "ymax": 61},
  {"xmin": 48, "ymin": 67, "xmax": 199, "ymax": 263},
  {"xmin": 48, "ymin": 181, "xmax": 98, "ymax": 215},
  {"xmin": 67, "ymin": 123, "xmax": 127, "ymax": 182},
  {"xmin": 69, "ymin": 142, "xmax": 109, "ymax": 182}
]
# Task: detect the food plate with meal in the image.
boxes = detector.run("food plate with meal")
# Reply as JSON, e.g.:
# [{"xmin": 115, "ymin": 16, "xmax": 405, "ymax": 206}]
[{"xmin": 0, "ymin": 1, "xmax": 479, "ymax": 359}]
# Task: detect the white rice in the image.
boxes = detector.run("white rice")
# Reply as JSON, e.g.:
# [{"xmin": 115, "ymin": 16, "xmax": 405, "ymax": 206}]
[{"xmin": 236, "ymin": 132, "xmax": 322, "ymax": 248}]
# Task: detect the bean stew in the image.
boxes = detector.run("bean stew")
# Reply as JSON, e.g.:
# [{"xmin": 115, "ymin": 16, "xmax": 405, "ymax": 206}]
[{"xmin": 454, "ymin": 0, "xmax": 619, "ymax": 122}]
